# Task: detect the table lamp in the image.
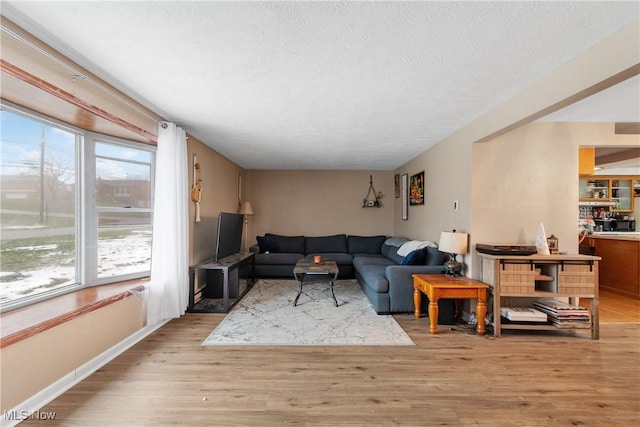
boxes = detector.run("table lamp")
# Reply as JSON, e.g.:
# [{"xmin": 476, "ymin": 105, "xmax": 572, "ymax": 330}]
[{"xmin": 439, "ymin": 230, "xmax": 468, "ymax": 277}]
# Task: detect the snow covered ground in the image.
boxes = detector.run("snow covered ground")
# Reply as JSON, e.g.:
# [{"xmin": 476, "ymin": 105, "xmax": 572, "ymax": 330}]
[{"xmin": 1, "ymin": 231, "xmax": 152, "ymax": 304}]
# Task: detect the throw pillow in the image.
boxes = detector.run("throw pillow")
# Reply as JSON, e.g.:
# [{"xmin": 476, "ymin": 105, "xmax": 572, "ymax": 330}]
[
  {"xmin": 423, "ymin": 247, "xmax": 445, "ymax": 265},
  {"xmin": 401, "ymin": 249, "xmax": 424, "ymax": 265},
  {"xmin": 256, "ymin": 236, "xmax": 279, "ymax": 253}
]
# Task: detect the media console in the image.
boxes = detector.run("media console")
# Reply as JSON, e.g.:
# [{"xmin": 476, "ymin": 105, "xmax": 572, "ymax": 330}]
[{"xmin": 188, "ymin": 252, "xmax": 255, "ymax": 313}]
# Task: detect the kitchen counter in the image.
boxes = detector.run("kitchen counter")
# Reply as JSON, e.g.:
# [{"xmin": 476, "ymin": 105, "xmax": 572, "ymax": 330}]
[
  {"xmin": 583, "ymin": 234, "xmax": 640, "ymax": 298},
  {"xmin": 589, "ymin": 232, "xmax": 640, "ymax": 241}
]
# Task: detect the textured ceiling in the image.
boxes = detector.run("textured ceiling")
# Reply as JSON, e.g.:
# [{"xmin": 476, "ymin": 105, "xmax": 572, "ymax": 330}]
[{"xmin": 2, "ymin": 1, "xmax": 639, "ymax": 170}]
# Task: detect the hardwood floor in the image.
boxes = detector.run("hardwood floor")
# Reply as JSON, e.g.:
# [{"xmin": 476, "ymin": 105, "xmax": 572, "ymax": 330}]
[
  {"xmin": 597, "ymin": 289, "xmax": 640, "ymax": 322},
  {"xmin": 20, "ymin": 292, "xmax": 640, "ymax": 426}
]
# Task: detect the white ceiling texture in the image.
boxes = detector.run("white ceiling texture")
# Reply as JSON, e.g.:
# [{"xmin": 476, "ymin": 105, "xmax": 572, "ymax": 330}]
[{"xmin": 2, "ymin": 1, "xmax": 639, "ymax": 171}]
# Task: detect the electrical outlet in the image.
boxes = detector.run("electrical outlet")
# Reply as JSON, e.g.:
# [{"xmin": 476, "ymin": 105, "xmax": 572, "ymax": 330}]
[{"xmin": 453, "ymin": 200, "xmax": 459, "ymax": 211}]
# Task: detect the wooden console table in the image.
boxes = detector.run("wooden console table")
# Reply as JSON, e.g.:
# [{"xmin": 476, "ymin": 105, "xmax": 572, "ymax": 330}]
[
  {"xmin": 188, "ymin": 252, "xmax": 255, "ymax": 313},
  {"xmin": 412, "ymin": 274, "xmax": 489, "ymax": 335},
  {"xmin": 478, "ymin": 253, "xmax": 600, "ymax": 340}
]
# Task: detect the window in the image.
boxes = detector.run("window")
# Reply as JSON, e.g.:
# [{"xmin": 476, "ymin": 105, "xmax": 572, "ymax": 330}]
[
  {"xmin": 95, "ymin": 141, "xmax": 153, "ymax": 280},
  {"xmin": 0, "ymin": 103, "xmax": 155, "ymax": 311}
]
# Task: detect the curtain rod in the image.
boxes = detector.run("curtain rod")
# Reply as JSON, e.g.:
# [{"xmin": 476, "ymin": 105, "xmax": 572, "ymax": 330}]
[{"xmin": 1, "ymin": 23, "xmax": 168, "ymax": 129}]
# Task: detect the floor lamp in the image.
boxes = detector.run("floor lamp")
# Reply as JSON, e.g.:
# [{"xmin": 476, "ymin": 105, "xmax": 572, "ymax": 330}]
[{"xmin": 239, "ymin": 201, "xmax": 254, "ymax": 252}]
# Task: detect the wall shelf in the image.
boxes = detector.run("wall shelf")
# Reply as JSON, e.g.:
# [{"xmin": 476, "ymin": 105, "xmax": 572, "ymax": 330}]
[{"xmin": 362, "ymin": 175, "xmax": 382, "ymax": 208}]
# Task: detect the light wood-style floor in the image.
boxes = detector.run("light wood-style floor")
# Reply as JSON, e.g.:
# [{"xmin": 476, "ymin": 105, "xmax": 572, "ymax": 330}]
[{"xmin": 21, "ymin": 291, "xmax": 640, "ymax": 426}]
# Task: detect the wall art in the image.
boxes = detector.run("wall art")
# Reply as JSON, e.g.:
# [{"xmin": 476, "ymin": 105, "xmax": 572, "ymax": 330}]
[{"xmin": 409, "ymin": 171, "xmax": 424, "ymax": 205}]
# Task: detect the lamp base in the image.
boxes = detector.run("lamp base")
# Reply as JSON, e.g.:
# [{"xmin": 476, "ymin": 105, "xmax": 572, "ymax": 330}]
[{"xmin": 444, "ymin": 260, "xmax": 463, "ymax": 277}]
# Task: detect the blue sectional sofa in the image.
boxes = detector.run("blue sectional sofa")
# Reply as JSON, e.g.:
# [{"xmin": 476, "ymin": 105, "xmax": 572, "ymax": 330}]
[
  {"xmin": 250, "ymin": 234, "xmax": 455, "ymax": 323},
  {"xmin": 251, "ymin": 233, "xmax": 359, "ymax": 278}
]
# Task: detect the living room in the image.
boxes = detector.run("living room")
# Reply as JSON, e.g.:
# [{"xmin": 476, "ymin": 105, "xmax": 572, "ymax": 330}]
[{"xmin": 1, "ymin": 2, "xmax": 639, "ymax": 425}]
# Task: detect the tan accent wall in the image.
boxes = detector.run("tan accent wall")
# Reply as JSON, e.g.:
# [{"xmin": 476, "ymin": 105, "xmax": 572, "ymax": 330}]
[
  {"xmin": 394, "ymin": 136, "xmax": 472, "ymax": 245},
  {"xmin": 244, "ymin": 170, "xmax": 394, "ymax": 245},
  {"xmin": 0, "ymin": 295, "xmax": 145, "ymax": 412},
  {"xmin": 187, "ymin": 138, "xmax": 245, "ymax": 264}
]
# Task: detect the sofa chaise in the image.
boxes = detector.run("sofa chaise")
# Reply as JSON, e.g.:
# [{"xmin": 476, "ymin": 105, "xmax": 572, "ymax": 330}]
[{"xmin": 250, "ymin": 233, "xmax": 455, "ymax": 323}]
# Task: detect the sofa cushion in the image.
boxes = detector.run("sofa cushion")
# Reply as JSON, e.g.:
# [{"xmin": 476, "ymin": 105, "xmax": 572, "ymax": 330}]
[
  {"xmin": 401, "ymin": 249, "xmax": 424, "ymax": 265},
  {"xmin": 352, "ymin": 255, "xmax": 391, "ymax": 271},
  {"xmin": 383, "ymin": 236, "xmax": 409, "ymax": 248},
  {"xmin": 256, "ymin": 235, "xmax": 279, "ymax": 253},
  {"xmin": 265, "ymin": 234, "xmax": 305, "ymax": 253},
  {"xmin": 382, "ymin": 244, "xmax": 405, "ymax": 265},
  {"xmin": 305, "ymin": 234, "xmax": 348, "ymax": 254},
  {"xmin": 347, "ymin": 235, "xmax": 387, "ymax": 255},
  {"xmin": 423, "ymin": 246, "xmax": 446, "ymax": 266},
  {"xmin": 305, "ymin": 252, "xmax": 353, "ymax": 265},
  {"xmin": 254, "ymin": 252, "xmax": 304, "ymax": 265},
  {"xmin": 357, "ymin": 265, "xmax": 389, "ymax": 293}
]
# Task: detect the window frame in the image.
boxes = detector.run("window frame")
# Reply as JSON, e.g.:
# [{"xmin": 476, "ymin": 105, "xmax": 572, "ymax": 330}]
[{"xmin": 1, "ymin": 101, "xmax": 156, "ymax": 312}]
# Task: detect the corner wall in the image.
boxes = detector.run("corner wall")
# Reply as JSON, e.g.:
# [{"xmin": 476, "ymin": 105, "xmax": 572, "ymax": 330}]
[
  {"xmin": 187, "ymin": 138, "xmax": 245, "ymax": 265},
  {"xmin": 394, "ymin": 138, "xmax": 473, "ymax": 245},
  {"xmin": 392, "ymin": 21, "xmax": 639, "ymax": 277},
  {"xmin": 244, "ymin": 170, "xmax": 394, "ymax": 243}
]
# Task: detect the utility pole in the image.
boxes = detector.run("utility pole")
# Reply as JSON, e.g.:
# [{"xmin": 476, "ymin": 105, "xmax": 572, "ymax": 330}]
[{"xmin": 40, "ymin": 125, "xmax": 45, "ymax": 224}]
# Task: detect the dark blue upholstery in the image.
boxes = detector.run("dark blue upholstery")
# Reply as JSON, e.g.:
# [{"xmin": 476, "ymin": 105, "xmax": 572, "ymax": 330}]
[
  {"xmin": 347, "ymin": 235, "xmax": 387, "ymax": 255},
  {"xmin": 401, "ymin": 249, "xmax": 424, "ymax": 265},
  {"xmin": 304, "ymin": 234, "xmax": 348, "ymax": 254},
  {"xmin": 265, "ymin": 233, "xmax": 305, "ymax": 253},
  {"xmin": 256, "ymin": 235, "xmax": 279, "ymax": 253}
]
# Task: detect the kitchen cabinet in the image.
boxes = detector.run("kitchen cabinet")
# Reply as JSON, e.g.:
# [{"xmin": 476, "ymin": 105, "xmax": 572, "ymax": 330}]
[
  {"xmin": 583, "ymin": 234, "xmax": 640, "ymax": 299},
  {"xmin": 578, "ymin": 147, "xmax": 595, "ymax": 175},
  {"xmin": 579, "ymin": 178, "xmax": 609, "ymax": 200},
  {"xmin": 611, "ymin": 178, "xmax": 633, "ymax": 211},
  {"xmin": 579, "ymin": 176, "xmax": 636, "ymax": 213}
]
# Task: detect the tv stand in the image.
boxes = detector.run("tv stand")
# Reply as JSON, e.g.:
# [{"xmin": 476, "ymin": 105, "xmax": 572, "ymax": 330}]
[{"xmin": 188, "ymin": 252, "xmax": 255, "ymax": 313}]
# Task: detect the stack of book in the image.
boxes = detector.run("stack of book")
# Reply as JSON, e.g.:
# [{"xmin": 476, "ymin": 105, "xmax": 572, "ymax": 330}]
[
  {"xmin": 533, "ymin": 300, "xmax": 590, "ymax": 327},
  {"xmin": 500, "ymin": 307, "xmax": 548, "ymax": 323}
]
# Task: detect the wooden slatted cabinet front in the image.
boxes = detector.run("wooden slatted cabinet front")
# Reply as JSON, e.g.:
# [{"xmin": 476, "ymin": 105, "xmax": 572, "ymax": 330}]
[{"xmin": 477, "ymin": 253, "xmax": 600, "ymax": 339}]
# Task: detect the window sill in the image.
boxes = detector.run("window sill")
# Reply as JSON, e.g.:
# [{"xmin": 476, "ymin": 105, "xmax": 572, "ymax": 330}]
[{"xmin": 0, "ymin": 279, "xmax": 149, "ymax": 349}]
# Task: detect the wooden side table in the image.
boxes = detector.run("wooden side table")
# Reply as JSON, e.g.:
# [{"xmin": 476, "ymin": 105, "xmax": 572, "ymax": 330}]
[{"xmin": 412, "ymin": 274, "xmax": 489, "ymax": 335}]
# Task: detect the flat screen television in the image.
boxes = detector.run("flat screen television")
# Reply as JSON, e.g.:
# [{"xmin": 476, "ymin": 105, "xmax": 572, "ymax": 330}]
[{"xmin": 214, "ymin": 212, "xmax": 244, "ymax": 261}]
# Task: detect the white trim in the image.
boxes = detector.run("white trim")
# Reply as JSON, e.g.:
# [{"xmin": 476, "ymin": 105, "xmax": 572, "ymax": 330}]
[{"xmin": 1, "ymin": 320, "xmax": 169, "ymax": 427}]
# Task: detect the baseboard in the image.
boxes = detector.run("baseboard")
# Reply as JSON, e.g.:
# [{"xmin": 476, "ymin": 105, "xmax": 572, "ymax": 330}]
[{"xmin": 1, "ymin": 320, "xmax": 168, "ymax": 427}]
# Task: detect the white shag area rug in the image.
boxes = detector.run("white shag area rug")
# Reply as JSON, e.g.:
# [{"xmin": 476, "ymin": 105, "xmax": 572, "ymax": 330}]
[{"xmin": 202, "ymin": 279, "xmax": 414, "ymax": 346}]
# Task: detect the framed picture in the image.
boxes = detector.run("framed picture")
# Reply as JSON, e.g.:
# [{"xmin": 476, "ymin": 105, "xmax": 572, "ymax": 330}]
[
  {"xmin": 401, "ymin": 173, "xmax": 408, "ymax": 220},
  {"xmin": 409, "ymin": 171, "xmax": 424, "ymax": 205},
  {"xmin": 394, "ymin": 174, "xmax": 400, "ymax": 198}
]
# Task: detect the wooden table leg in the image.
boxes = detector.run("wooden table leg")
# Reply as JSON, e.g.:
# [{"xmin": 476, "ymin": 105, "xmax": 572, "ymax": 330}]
[
  {"xmin": 475, "ymin": 290, "xmax": 487, "ymax": 335},
  {"xmin": 428, "ymin": 298, "xmax": 439, "ymax": 334},
  {"xmin": 413, "ymin": 286, "xmax": 422, "ymax": 318}
]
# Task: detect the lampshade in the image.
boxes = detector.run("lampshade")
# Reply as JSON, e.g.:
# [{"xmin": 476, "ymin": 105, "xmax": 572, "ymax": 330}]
[
  {"xmin": 239, "ymin": 201, "xmax": 254, "ymax": 216},
  {"xmin": 438, "ymin": 231, "xmax": 468, "ymax": 254}
]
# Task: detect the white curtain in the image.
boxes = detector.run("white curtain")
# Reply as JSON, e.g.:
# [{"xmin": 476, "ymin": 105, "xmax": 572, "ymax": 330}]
[{"xmin": 148, "ymin": 122, "xmax": 189, "ymax": 326}]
